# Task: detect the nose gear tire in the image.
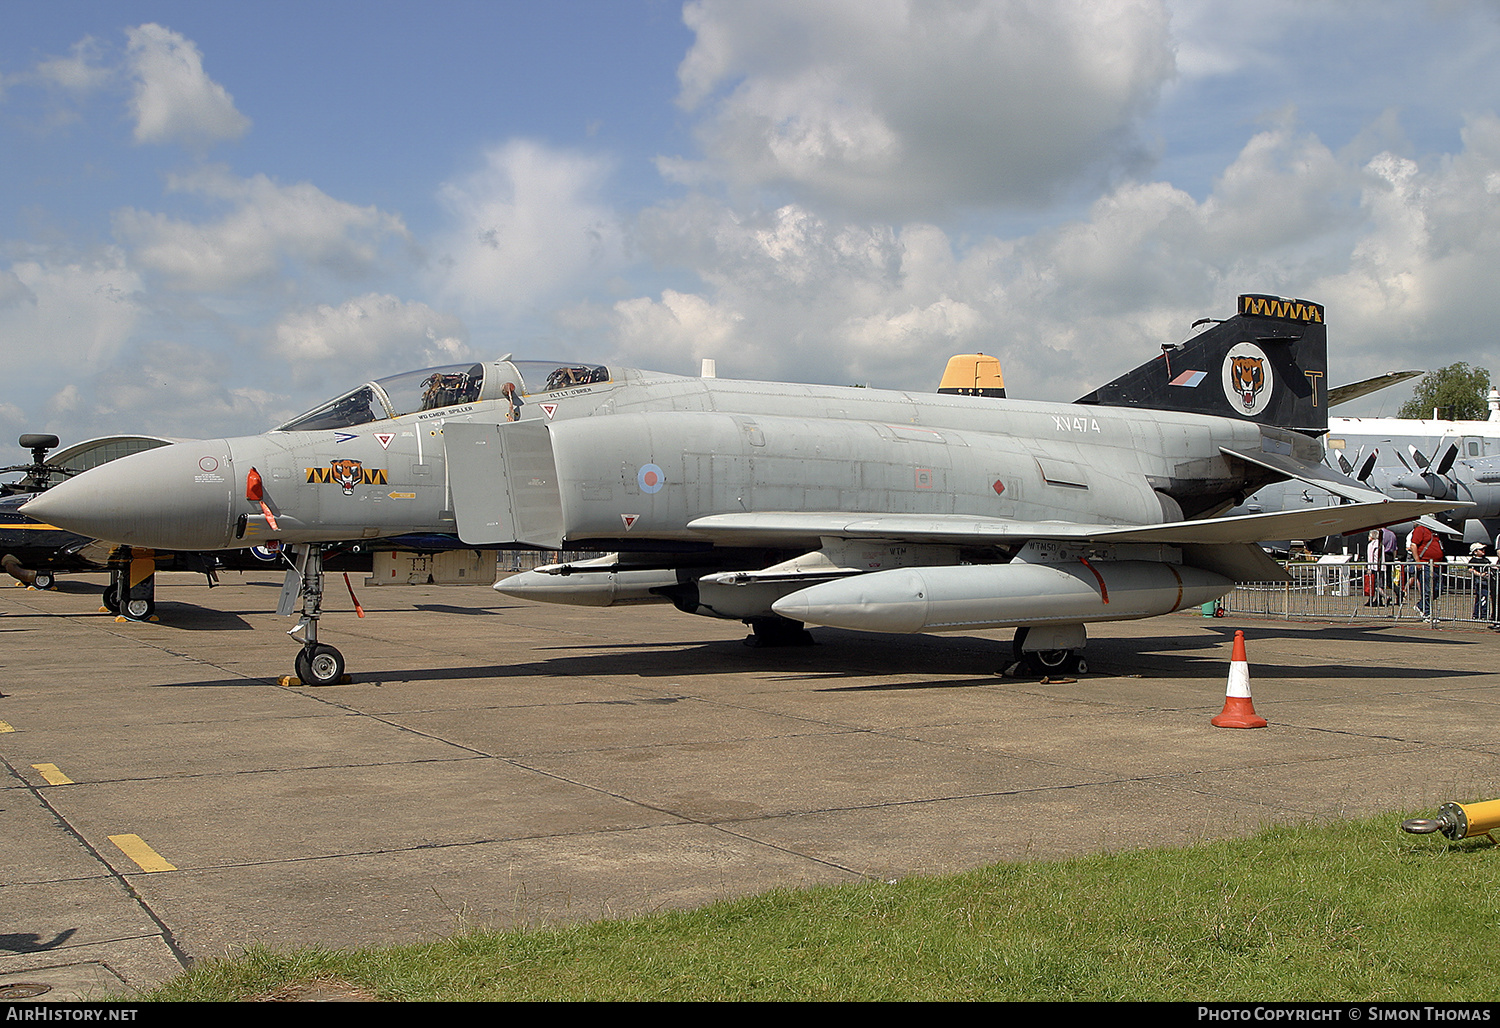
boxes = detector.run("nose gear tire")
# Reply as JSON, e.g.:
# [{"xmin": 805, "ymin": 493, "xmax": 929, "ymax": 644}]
[{"xmin": 295, "ymin": 644, "xmax": 346, "ymax": 686}]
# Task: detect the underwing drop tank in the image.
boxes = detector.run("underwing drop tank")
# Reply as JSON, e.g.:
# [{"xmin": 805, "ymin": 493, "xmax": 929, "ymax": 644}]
[
  {"xmin": 495, "ymin": 556, "xmax": 680, "ymax": 607},
  {"xmin": 770, "ymin": 560, "xmax": 1233, "ymax": 633}
]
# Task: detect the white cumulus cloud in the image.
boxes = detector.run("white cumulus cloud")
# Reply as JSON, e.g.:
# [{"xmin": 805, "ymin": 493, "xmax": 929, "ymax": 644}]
[
  {"xmin": 114, "ymin": 166, "xmax": 410, "ymax": 292},
  {"xmin": 125, "ymin": 23, "xmax": 250, "ymax": 147},
  {"xmin": 270, "ymin": 293, "xmax": 470, "ymax": 382},
  {"xmin": 0, "ymin": 251, "xmax": 143, "ymax": 376},
  {"xmin": 612, "ymin": 101, "xmax": 1500, "ymax": 409},
  {"xmin": 432, "ymin": 140, "xmax": 626, "ymax": 317},
  {"xmin": 668, "ymin": 0, "xmax": 1175, "ymax": 217}
]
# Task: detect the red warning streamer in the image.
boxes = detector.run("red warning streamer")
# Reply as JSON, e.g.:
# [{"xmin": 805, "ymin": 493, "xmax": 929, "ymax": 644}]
[
  {"xmin": 343, "ymin": 572, "xmax": 365, "ymax": 618},
  {"xmin": 246, "ymin": 467, "xmax": 280, "ymax": 531}
]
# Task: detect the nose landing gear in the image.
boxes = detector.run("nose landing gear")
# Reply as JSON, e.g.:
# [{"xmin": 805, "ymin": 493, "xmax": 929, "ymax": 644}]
[{"xmin": 279, "ymin": 544, "xmax": 349, "ymax": 686}]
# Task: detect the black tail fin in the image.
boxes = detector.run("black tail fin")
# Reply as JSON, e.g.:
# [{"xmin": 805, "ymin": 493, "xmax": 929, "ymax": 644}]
[{"xmin": 1075, "ymin": 294, "xmax": 1329, "ymax": 435}]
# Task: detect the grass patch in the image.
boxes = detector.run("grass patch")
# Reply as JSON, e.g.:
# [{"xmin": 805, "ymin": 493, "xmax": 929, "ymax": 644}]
[{"xmin": 136, "ymin": 814, "xmax": 1500, "ymax": 1002}]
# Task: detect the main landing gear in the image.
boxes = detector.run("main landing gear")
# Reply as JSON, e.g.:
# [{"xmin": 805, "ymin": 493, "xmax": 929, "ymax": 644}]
[
  {"xmin": 281, "ymin": 544, "xmax": 348, "ymax": 686},
  {"xmin": 743, "ymin": 615, "xmax": 816, "ymax": 648},
  {"xmin": 1012, "ymin": 626, "xmax": 1087, "ymax": 676}
]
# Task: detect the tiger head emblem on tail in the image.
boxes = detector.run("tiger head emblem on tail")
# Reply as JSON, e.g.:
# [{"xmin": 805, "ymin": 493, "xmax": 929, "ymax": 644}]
[{"xmin": 1228, "ymin": 355, "xmax": 1265, "ymax": 412}]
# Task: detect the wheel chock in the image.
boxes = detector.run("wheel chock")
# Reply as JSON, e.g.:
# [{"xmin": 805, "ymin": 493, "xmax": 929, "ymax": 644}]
[{"xmin": 278, "ymin": 674, "xmax": 352, "ymax": 687}]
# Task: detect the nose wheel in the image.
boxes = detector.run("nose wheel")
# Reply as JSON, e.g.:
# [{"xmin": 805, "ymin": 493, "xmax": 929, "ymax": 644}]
[{"xmin": 295, "ymin": 643, "xmax": 346, "ymax": 687}]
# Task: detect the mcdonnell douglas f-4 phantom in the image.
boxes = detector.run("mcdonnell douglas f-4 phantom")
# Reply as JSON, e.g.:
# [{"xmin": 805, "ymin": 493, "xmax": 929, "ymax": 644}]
[{"xmin": 23, "ymin": 294, "xmax": 1457, "ymax": 684}]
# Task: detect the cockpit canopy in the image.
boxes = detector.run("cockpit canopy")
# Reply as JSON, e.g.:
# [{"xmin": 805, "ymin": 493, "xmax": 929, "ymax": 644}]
[{"xmin": 276, "ymin": 360, "xmax": 611, "ymax": 432}]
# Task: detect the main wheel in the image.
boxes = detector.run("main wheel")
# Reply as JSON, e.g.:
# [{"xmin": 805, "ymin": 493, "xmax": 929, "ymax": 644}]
[
  {"xmin": 1024, "ymin": 647, "xmax": 1081, "ymax": 675},
  {"xmin": 102, "ymin": 584, "xmax": 120, "ymax": 614},
  {"xmin": 123, "ymin": 596, "xmax": 155, "ymax": 621},
  {"xmin": 32, "ymin": 570, "xmax": 54, "ymax": 589},
  {"xmin": 743, "ymin": 616, "xmax": 816, "ymax": 648},
  {"xmin": 1013, "ymin": 627, "xmax": 1083, "ymax": 675},
  {"xmin": 295, "ymin": 644, "xmax": 345, "ymax": 686}
]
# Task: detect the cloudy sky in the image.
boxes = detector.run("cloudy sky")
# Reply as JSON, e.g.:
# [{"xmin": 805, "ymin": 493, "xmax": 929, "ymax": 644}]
[{"xmin": 4, "ymin": 0, "xmax": 1500, "ymax": 445}]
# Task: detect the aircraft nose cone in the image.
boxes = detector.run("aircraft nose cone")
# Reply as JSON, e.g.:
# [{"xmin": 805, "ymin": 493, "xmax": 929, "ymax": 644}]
[{"xmin": 21, "ymin": 440, "xmax": 237, "ymax": 551}]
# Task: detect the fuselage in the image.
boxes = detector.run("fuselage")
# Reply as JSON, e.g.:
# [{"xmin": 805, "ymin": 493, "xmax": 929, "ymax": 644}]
[{"xmin": 22, "ymin": 358, "xmax": 1301, "ymax": 554}]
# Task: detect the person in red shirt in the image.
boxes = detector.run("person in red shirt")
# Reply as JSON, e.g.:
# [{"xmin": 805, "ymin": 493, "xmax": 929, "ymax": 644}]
[{"xmin": 1408, "ymin": 524, "xmax": 1447, "ymax": 620}]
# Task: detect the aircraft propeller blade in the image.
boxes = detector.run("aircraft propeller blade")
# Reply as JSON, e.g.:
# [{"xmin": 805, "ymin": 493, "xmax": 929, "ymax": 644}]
[{"xmin": 1434, "ymin": 442, "xmax": 1459, "ymax": 477}]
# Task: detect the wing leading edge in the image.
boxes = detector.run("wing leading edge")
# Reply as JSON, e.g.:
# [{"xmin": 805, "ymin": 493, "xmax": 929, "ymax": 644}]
[{"xmin": 687, "ymin": 498, "xmax": 1463, "ymax": 550}]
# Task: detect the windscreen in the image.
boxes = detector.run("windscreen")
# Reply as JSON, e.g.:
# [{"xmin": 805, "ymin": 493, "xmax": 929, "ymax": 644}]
[
  {"xmin": 276, "ymin": 363, "xmax": 486, "ymax": 431},
  {"xmin": 275, "ymin": 360, "xmax": 612, "ymax": 432}
]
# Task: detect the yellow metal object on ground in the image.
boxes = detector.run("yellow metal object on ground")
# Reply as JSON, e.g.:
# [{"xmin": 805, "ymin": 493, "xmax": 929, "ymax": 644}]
[
  {"xmin": 1442, "ymin": 799, "xmax": 1500, "ymax": 840},
  {"xmin": 1402, "ymin": 798, "xmax": 1500, "ymax": 841},
  {"xmin": 936, "ymin": 353, "xmax": 1006, "ymax": 398}
]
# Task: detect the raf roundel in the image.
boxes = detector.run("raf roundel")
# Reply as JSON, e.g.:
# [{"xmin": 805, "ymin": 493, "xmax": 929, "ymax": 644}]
[{"xmin": 637, "ymin": 463, "xmax": 665, "ymax": 494}]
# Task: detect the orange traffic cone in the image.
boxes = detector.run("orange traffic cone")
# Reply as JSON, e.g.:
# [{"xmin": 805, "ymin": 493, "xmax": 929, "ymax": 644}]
[{"xmin": 1212, "ymin": 630, "xmax": 1267, "ymax": 729}]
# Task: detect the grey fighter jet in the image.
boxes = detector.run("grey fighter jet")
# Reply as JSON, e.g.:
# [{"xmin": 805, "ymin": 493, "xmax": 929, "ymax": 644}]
[{"xmin": 23, "ymin": 294, "xmax": 1457, "ymax": 684}]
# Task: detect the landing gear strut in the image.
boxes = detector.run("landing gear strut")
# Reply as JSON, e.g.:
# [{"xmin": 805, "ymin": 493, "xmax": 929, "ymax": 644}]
[{"xmin": 281, "ymin": 544, "xmax": 347, "ymax": 685}]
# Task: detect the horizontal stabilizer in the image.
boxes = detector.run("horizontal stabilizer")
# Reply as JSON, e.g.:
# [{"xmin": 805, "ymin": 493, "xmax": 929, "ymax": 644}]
[
  {"xmin": 1326, "ymin": 370, "xmax": 1422, "ymax": 408},
  {"xmin": 1220, "ymin": 447, "xmax": 1388, "ymax": 503}
]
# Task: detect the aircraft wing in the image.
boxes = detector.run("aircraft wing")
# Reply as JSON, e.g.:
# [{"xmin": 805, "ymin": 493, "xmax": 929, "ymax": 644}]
[
  {"xmin": 686, "ymin": 499, "xmax": 1463, "ymax": 549},
  {"xmin": 1220, "ymin": 447, "xmax": 1388, "ymax": 503}
]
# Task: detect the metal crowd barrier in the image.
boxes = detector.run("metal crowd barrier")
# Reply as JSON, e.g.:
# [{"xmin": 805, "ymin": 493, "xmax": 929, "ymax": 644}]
[{"xmin": 1220, "ymin": 559, "xmax": 1499, "ymax": 624}]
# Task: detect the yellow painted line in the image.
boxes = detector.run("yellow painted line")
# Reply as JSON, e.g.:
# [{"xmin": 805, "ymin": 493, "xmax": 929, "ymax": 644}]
[
  {"xmin": 0, "ymin": 720, "xmax": 14, "ymax": 732},
  {"xmin": 108, "ymin": 834, "xmax": 177, "ymax": 873},
  {"xmin": 31, "ymin": 763, "xmax": 73, "ymax": 785}
]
